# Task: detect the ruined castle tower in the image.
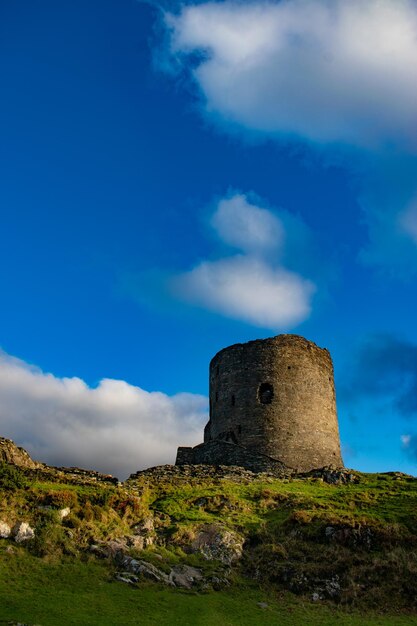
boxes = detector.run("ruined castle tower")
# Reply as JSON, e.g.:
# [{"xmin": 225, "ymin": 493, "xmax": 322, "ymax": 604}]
[{"xmin": 176, "ymin": 334, "xmax": 343, "ymax": 472}]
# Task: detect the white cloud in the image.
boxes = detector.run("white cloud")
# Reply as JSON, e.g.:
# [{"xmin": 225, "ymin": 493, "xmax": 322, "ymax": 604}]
[
  {"xmin": 173, "ymin": 254, "xmax": 314, "ymax": 327},
  {"xmin": 401, "ymin": 434, "xmax": 411, "ymax": 447},
  {"xmin": 211, "ymin": 194, "xmax": 284, "ymax": 254},
  {"xmin": 0, "ymin": 351, "xmax": 207, "ymax": 479},
  {"xmin": 165, "ymin": 0, "xmax": 417, "ymax": 151},
  {"xmin": 171, "ymin": 193, "xmax": 315, "ymax": 328}
]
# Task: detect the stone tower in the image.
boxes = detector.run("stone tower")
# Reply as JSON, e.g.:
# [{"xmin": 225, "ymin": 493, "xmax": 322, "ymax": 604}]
[{"xmin": 176, "ymin": 334, "xmax": 343, "ymax": 472}]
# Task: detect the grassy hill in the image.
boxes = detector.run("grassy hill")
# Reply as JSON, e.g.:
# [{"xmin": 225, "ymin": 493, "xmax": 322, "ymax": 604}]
[{"xmin": 1, "ymin": 445, "xmax": 417, "ymax": 625}]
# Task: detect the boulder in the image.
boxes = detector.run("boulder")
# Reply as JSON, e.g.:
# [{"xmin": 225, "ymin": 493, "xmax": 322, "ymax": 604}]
[
  {"xmin": 117, "ymin": 555, "xmax": 173, "ymax": 585},
  {"xmin": 12, "ymin": 522, "xmax": 35, "ymax": 543},
  {"xmin": 191, "ymin": 524, "xmax": 243, "ymax": 565},
  {"xmin": 0, "ymin": 521, "xmax": 11, "ymax": 538},
  {"xmin": 58, "ymin": 507, "xmax": 71, "ymax": 520},
  {"xmin": 169, "ymin": 564, "xmax": 203, "ymax": 589},
  {"xmin": 90, "ymin": 540, "xmax": 126, "ymax": 559}
]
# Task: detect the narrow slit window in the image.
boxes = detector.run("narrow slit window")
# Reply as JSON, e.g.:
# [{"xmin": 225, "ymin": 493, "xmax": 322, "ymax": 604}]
[{"xmin": 231, "ymin": 395, "xmax": 235, "ymax": 406}]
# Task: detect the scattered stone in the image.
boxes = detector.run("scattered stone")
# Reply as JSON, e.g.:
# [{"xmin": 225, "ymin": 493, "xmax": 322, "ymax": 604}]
[
  {"xmin": 12, "ymin": 522, "xmax": 35, "ymax": 543},
  {"xmin": 257, "ymin": 602, "xmax": 269, "ymax": 609},
  {"xmin": 0, "ymin": 521, "xmax": 11, "ymax": 538},
  {"xmin": 48, "ymin": 466, "xmax": 118, "ymax": 485},
  {"xmin": 306, "ymin": 466, "xmax": 358, "ymax": 485},
  {"xmin": 324, "ymin": 524, "xmax": 373, "ymax": 550},
  {"xmin": 210, "ymin": 574, "xmax": 231, "ymax": 587},
  {"xmin": 323, "ymin": 576, "xmax": 341, "ymax": 599},
  {"xmin": 139, "ymin": 516, "xmax": 154, "ymax": 533},
  {"xmin": 58, "ymin": 507, "xmax": 70, "ymax": 520},
  {"xmin": 125, "ymin": 535, "xmax": 145, "ymax": 550},
  {"xmin": 114, "ymin": 572, "xmax": 139, "ymax": 585}
]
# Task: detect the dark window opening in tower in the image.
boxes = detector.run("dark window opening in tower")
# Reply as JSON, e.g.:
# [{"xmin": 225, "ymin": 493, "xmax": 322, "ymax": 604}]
[
  {"xmin": 215, "ymin": 391, "xmax": 218, "ymax": 402},
  {"xmin": 231, "ymin": 395, "xmax": 235, "ymax": 406},
  {"xmin": 216, "ymin": 365, "xmax": 219, "ymax": 376},
  {"xmin": 238, "ymin": 425, "xmax": 242, "ymax": 434},
  {"xmin": 258, "ymin": 382, "xmax": 274, "ymax": 404}
]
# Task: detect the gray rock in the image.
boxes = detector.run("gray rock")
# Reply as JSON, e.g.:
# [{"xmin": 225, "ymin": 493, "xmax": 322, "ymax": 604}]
[
  {"xmin": 169, "ymin": 565, "xmax": 203, "ymax": 589},
  {"xmin": 132, "ymin": 515, "xmax": 154, "ymax": 535},
  {"xmin": 324, "ymin": 575, "xmax": 341, "ymax": 598},
  {"xmin": 12, "ymin": 522, "xmax": 35, "ymax": 543},
  {"xmin": 118, "ymin": 555, "xmax": 173, "ymax": 586},
  {"xmin": 115, "ymin": 572, "xmax": 139, "ymax": 585},
  {"xmin": 125, "ymin": 535, "xmax": 145, "ymax": 550},
  {"xmin": 191, "ymin": 524, "xmax": 243, "ymax": 565},
  {"xmin": 0, "ymin": 521, "xmax": 11, "ymax": 538},
  {"xmin": 90, "ymin": 539, "xmax": 126, "ymax": 558}
]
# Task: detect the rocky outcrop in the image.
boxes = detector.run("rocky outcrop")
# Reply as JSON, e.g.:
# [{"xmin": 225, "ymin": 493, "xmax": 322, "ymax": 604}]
[
  {"xmin": 0, "ymin": 437, "xmax": 41, "ymax": 469},
  {"xmin": 191, "ymin": 524, "xmax": 244, "ymax": 565},
  {"xmin": 115, "ymin": 555, "xmax": 205, "ymax": 589}
]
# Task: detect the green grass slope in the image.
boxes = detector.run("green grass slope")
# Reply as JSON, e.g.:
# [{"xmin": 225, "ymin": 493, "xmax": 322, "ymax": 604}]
[{"xmin": 1, "ymin": 461, "xmax": 417, "ymax": 624}]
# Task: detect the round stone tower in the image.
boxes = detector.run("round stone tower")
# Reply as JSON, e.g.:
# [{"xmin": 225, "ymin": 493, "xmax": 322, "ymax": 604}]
[{"xmin": 205, "ymin": 334, "xmax": 343, "ymax": 472}]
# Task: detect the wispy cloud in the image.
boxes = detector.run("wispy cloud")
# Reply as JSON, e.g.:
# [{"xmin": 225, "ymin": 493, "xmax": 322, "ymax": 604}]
[
  {"xmin": 156, "ymin": 0, "xmax": 417, "ymax": 272},
  {"xmin": 399, "ymin": 195, "xmax": 417, "ymax": 245},
  {"xmin": 401, "ymin": 434, "xmax": 411, "ymax": 447},
  {"xmin": 211, "ymin": 193, "xmax": 284, "ymax": 254},
  {"xmin": 164, "ymin": 0, "xmax": 417, "ymax": 151},
  {"xmin": 339, "ymin": 334, "xmax": 417, "ymax": 418},
  {"xmin": 0, "ymin": 351, "xmax": 207, "ymax": 479},
  {"xmin": 171, "ymin": 193, "xmax": 315, "ymax": 328}
]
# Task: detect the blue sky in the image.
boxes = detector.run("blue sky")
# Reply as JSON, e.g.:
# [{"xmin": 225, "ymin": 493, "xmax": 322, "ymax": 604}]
[{"xmin": 1, "ymin": 0, "xmax": 417, "ymax": 478}]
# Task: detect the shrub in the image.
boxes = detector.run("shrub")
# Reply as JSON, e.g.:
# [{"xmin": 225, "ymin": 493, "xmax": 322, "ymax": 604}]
[
  {"xmin": 43, "ymin": 489, "xmax": 78, "ymax": 509},
  {"xmin": 0, "ymin": 462, "xmax": 28, "ymax": 490}
]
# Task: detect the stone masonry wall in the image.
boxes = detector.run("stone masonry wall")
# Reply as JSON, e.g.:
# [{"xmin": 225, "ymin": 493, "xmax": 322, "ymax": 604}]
[
  {"xmin": 175, "ymin": 441, "xmax": 290, "ymax": 475},
  {"xmin": 206, "ymin": 335, "xmax": 343, "ymax": 472}
]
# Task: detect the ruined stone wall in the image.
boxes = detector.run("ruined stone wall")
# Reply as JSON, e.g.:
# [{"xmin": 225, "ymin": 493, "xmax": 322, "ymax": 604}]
[
  {"xmin": 177, "ymin": 441, "xmax": 290, "ymax": 475},
  {"xmin": 207, "ymin": 335, "xmax": 343, "ymax": 472}
]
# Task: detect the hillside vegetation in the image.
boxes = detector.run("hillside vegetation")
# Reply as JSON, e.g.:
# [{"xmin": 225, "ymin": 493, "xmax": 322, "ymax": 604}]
[{"xmin": 1, "ymin": 441, "xmax": 417, "ymax": 625}]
